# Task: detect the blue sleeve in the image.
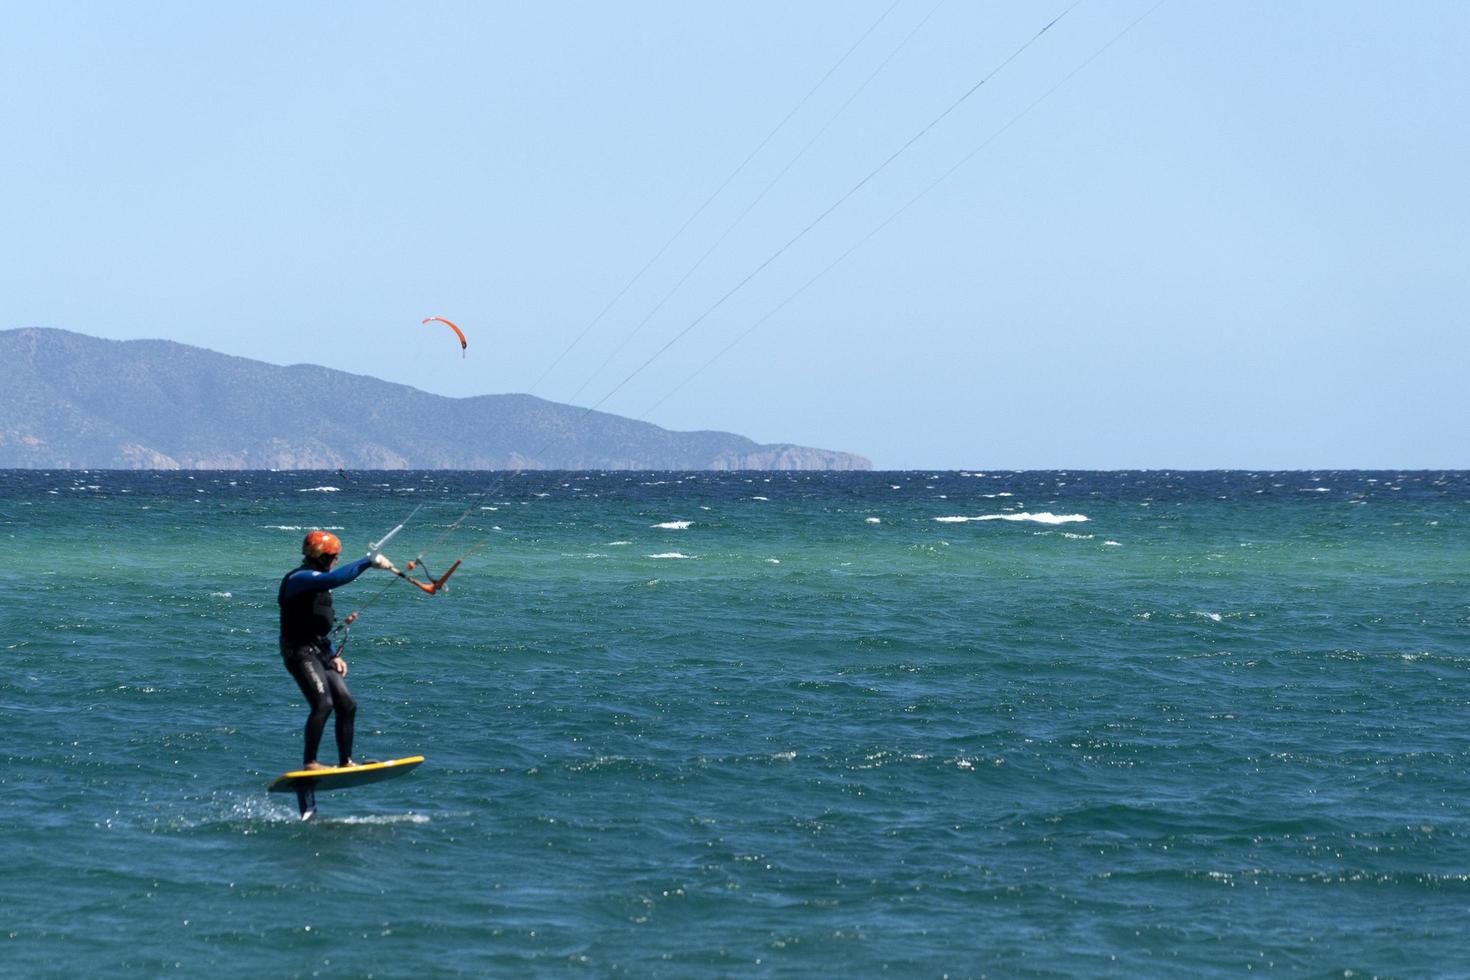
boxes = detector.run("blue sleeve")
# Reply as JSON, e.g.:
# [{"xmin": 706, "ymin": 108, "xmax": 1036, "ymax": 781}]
[{"xmin": 280, "ymin": 556, "xmax": 374, "ymax": 601}]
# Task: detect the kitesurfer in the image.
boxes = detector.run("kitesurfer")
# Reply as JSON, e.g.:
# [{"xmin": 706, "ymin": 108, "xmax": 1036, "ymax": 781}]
[{"xmin": 278, "ymin": 530, "xmax": 395, "ymax": 770}]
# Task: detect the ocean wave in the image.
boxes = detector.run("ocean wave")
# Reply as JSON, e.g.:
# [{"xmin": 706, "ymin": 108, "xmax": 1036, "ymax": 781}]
[
  {"xmin": 652, "ymin": 521, "xmax": 692, "ymax": 530},
  {"xmin": 935, "ymin": 512, "xmax": 1089, "ymax": 525},
  {"xmin": 647, "ymin": 552, "xmax": 693, "ymax": 559},
  {"xmin": 296, "ymin": 486, "xmax": 340, "ymax": 493}
]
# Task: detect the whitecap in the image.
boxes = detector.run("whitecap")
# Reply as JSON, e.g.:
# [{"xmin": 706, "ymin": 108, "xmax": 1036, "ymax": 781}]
[
  {"xmin": 647, "ymin": 552, "xmax": 693, "ymax": 559},
  {"xmin": 935, "ymin": 512, "xmax": 1088, "ymax": 525},
  {"xmin": 865, "ymin": 517, "xmax": 881, "ymax": 524},
  {"xmin": 652, "ymin": 521, "xmax": 692, "ymax": 530},
  {"xmin": 752, "ymin": 496, "xmax": 769, "ymax": 501},
  {"xmin": 1104, "ymin": 540, "xmax": 1122, "ymax": 547},
  {"xmin": 296, "ymin": 487, "xmax": 340, "ymax": 493},
  {"xmin": 210, "ymin": 592, "xmax": 233, "ymax": 599},
  {"xmin": 985, "ymin": 512, "xmax": 1088, "ymax": 524},
  {"xmin": 765, "ymin": 558, "xmax": 781, "ymax": 564},
  {"xmin": 607, "ymin": 540, "xmax": 631, "ymax": 546}
]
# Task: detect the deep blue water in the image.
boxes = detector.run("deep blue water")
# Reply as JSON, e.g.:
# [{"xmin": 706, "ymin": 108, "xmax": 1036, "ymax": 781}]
[{"xmin": 2, "ymin": 470, "xmax": 1469, "ymax": 976}]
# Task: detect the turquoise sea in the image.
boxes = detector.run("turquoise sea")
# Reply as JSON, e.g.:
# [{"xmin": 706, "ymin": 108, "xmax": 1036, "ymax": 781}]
[{"xmin": 3, "ymin": 470, "xmax": 1469, "ymax": 976}]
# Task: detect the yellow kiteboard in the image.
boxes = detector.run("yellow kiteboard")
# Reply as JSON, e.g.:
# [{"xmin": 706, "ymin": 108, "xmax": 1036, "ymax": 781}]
[{"xmin": 268, "ymin": 756, "xmax": 425, "ymax": 819}]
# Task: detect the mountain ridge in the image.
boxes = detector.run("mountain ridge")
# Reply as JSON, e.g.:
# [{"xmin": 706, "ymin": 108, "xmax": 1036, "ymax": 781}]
[{"xmin": 0, "ymin": 328, "xmax": 870, "ymax": 470}]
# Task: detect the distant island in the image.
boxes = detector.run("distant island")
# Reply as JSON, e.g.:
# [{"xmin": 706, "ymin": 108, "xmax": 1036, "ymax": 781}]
[{"xmin": 0, "ymin": 328, "xmax": 870, "ymax": 470}]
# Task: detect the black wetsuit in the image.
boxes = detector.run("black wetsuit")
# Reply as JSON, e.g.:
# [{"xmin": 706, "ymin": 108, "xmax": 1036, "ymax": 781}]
[{"xmin": 278, "ymin": 556, "xmax": 372, "ymax": 767}]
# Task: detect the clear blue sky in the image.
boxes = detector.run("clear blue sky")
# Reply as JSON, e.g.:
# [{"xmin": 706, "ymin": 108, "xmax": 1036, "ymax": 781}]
[{"xmin": 2, "ymin": 1, "xmax": 1465, "ymax": 468}]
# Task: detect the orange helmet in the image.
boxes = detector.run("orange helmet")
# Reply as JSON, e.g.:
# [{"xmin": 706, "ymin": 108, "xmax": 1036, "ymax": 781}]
[{"xmin": 302, "ymin": 530, "xmax": 342, "ymax": 559}]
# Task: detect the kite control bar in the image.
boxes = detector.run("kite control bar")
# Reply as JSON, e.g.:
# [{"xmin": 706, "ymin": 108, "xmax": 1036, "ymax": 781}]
[
  {"xmin": 383, "ymin": 562, "xmax": 451, "ymax": 595},
  {"xmin": 378, "ymin": 504, "xmax": 488, "ymax": 596},
  {"xmin": 402, "ymin": 538, "xmax": 485, "ymax": 595},
  {"xmin": 331, "ymin": 506, "xmax": 482, "ymax": 651}
]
